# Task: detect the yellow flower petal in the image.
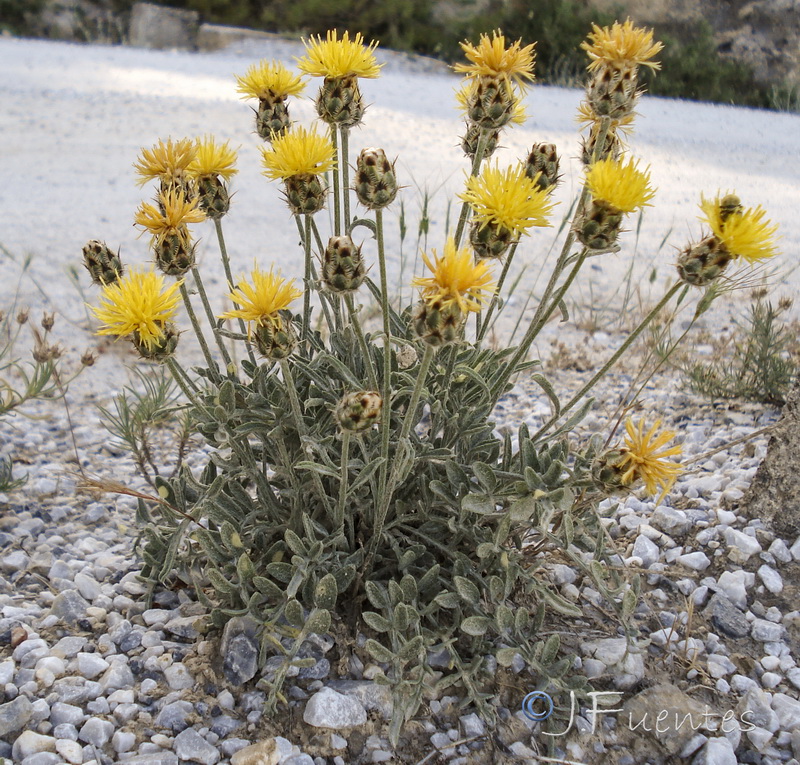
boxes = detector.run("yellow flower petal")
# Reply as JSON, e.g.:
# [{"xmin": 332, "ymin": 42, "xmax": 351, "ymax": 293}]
[
  {"xmin": 699, "ymin": 193, "xmax": 780, "ymax": 263},
  {"xmin": 89, "ymin": 268, "xmax": 181, "ymax": 352},
  {"xmin": 454, "ymin": 30, "xmax": 536, "ymax": 89},
  {"xmin": 412, "ymin": 238, "xmax": 496, "ymax": 314},
  {"xmin": 235, "ymin": 59, "xmax": 306, "ymax": 100},
  {"xmin": 133, "ymin": 137, "xmax": 197, "ymax": 187},
  {"xmin": 188, "ymin": 136, "xmax": 238, "ymax": 181},
  {"xmin": 220, "ymin": 265, "xmax": 302, "ymax": 330},
  {"xmin": 459, "ymin": 163, "xmax": 555, "ymax": 237},
  {"xmin": 582, "ymin": 18, "xmax": 663, "ymax": 73},
  {"xmin": 260, "ymin": 126, "xmax": 336, "ymax": 181},
  {"xmin": 618, "ymin": 417, "xmax": 682, "ymax": 497},
  {"xmin": 585, "ymin": 156, "xmax": 655, "ymax": 214},
  {"xmin": 296, "ymin": 30, "xmax": 382, "ymax": 79}
]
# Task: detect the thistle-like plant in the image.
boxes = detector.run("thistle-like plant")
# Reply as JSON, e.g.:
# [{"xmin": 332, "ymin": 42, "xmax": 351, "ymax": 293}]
[{"xmin": 81, "ymin": 21, "xmax": 782, "ymax": 747}]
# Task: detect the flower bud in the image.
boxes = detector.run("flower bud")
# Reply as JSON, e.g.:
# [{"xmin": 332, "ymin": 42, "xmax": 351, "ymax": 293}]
[
  {"xmin": 154, "ymin": 232, "xmax": 196, "ymax": 277},
  {"xmin": 323, "ymin": 236, "xmax": 366, "ymax": 293},
  {"xmin": 525, "ymin": 143, "xmax": 561, "ymax": 190},
  {"xmin": 676, "ymin": 235, "xmax": 732, "ymax": 287},
  {"xmin": 355, "ymin": 148, "xmax": 397, "ymax": 210},
  {"xmin": 580, "ymin": 124, "xmax": 623, "ymax": 165},
  {"xmin": 316, "ymin": 74, "xmax": 365, "ymax": 127},
  {"xmin": 463, "ymin": 76, "xmax": 517, "ymax": 129},
  {"xmin": 133, "ymin": 322, "xmax": 179, "ymax": 361},
  {"xmin": 336, "ymin": 390, "xmax": 382, "ymax": 431},
  {"xmin": 41, "ymin": 312, "xmax": 55, "ymax": 332},
  {"xmin": 196, "ymin": 175, "xmax": 230, "ymax": 220},
  {"xmin": 586, "ymin": 65, "xmax": 639, "ymax": 121},
  {"xmin": 82, "ymin": 240, "xmax": 124, "ymax": 286},
  {"xmin": 255, "ymin": 95, "xmax": 292, "ymax": 140},
  {"xmin": 469, "ymin": 220, "xmax": 514, "ymax": 260},
  {"xmin": 575, "ymin": 200, "xmax": 624, "ymax": 251},
  {"xmin": 253, "ymin": 311, "xmax": 297, "ymax": 360},
  {"xmin": 81, "ymin": 350, "xmax": 97, "ymax": 367},
  {"xmin": 461, "ymin": 124, "xmax": 499, "ymax": 161},
  {"xmin": 284, "ymin": 173, "xmax": 328, "ymax": 215},
  {"xmin": 591, "ymin": 449, "xmax": 628, "ymax": 493},
  {"xmin": 413, "ymin": 298, "xmax": 463, "ymax": 347}
]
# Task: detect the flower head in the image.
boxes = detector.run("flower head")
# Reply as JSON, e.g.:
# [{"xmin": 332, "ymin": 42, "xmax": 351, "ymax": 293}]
[
  {"xmin": 412, "ymin": 238, "xmax": 495, "ymax": 314},
  {"xmin": 617, "ymin": 418, "xmax": 682, "ymax": 496},
  {"xmin": 576, "ymin": 100, "xmax": 635, "ymax": 136},
  {"xmin": 188, "ymin": 136, "xmax": 238, "ymax": 180},
  {"xmin": 89, "ymin": 268, "xmax": 181, "ymax": 352},
  {"xmin": 460, "ymin": 163, "xmax": 555, "ymax": 238},
  {"xmin": 585, "ymin": 157, "xmax": 655, "ymax": 214},
  {"xmin": 134, "ymin": 188, "xmax": 205, "ymax": 244},
  {"xmin": 699, "ymin": 194, "xmax": 780, "ymax": 263},
  {"xmin": 134, "ymin": 138, "xmax": 197, "ymax": 187},
  {"xmin": 456, "ymin": 80, "xmax": 527, "ymax": 125},
  {"xmin": 296, "ymin": 30, "xmax": 381, "ymax": 79},
  {"xmin": 235, "ymin": 59, "xmax": 306, "ymax": 100},
  {"xmin": 260, "ymin": 125, "xmax": 335, "ymax": 181},
  {"xmin": 454, "ymin": 30, "xmax": 536, "ymax": 89},
  {"xmin": 582, "ymin": 18, "xmax": 662, "ymax": 73},
  {"xmin": 220, "ymin": 265, "xmax": 302, "ymax": 331}
]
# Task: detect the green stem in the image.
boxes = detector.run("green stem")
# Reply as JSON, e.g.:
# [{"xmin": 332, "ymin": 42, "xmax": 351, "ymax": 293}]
[
  {"xmin": 165, "ymin": 357, "xmax": 203, "ymax": 409},
  {"xmin": 531, "ymin": 281, "xmax": 685, "ymax": 441},
  {"xmin": 302, "ymin": 214, "xmax": 313, "ymax": 350},
  {"xmin": 341, "ymin": 126, "xmax": 351, "ymax": 233},
  {"xmin": 375, "ymin": 207, "xmax": 393, "ymax": 503},
  {"xmin": 477, "ymin": 240, "xmax": 519, "ymax": 345},
  {"xmin": 330, "ymin": 127, "xmax": 341, "ymax": 236},
  {"xmin": 280, "ymin": 359, "xmax": 334, "ymax": 519},
  {"xmin": 366, "ymin": 344, "xmax": 435, "ymax": 575},
  {"xmin": 299, "ymin": 215, "xmax": 339, "ymax": 334},
  {"xmin": 214, "ymin": 218, "xmax": 256, "ymax": 366},
  {"xmin": 337, "ymin": 430, "xmax": 350, "ymax": 535},
  {"xmin": 453, "ymin": 129, "xmax": 491, "ymax": 248},
  {"xmin": 179, "ymin": 282, "xmax": 216, "ymax": 371},
  {"xmin": 344, "ymin": 293, "xmax": 379, "ymax": 391},
  {"xmin": 191, "ymin": 267, "xmax": 233, "ymax": 372}
]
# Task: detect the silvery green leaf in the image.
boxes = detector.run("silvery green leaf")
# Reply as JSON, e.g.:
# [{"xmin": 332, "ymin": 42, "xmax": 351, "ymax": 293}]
[
  {"xmin": 472, "ymin": 462, "xmax": 497, "ymax": 493},
  {"xmin": 541, "ymin": 633, "xmax": 560, "ymax": 665},
  {"xmin": 434, "ymin": 591, "xmax": 460, "ymax": 609},
  {"xmin": 453, "ymin": 576, "xmax": 481, "ymax": 606},
  {"xmin": 365, "ymin": 581, "xmax": 390, "ymax": 609},
  {"xmin": 496, "ymin": 647, "xmax": 518, "ymax": 667},
  {"xmin": 462, "ymin": 494, "xmax": 495, "ymax": 515},
  {"xmin": 265, "ymin": 562, "xmax": 293, "ymax": 583},
  {"xmin": 303, "ymin": 607, "xmax": 331, "ymax": 635},
  {"xmin": 362, "ymin": 611, "xmax": 392, "ymax": 633},
  {"xmin": 495, "ymin": 604, "xmax": 513, "ymax": 632},
  {"xmin": 365, "ymin": 639, "xmax": 395, "ymax": 664},
  {"xmin": 284, "ymin": 599, "xmax": 304, "ymax": 627},
  {"xmin": 621, "ymin": 588, "xmax": 637, "ymax": 618},
  {"xmin": 253, "ymin": 577, "xmax": 283, "ymax": 599},
  {"xmin": 284, "ymin": 529, "xmax": 307, "ymax": 557},
  {"xmin": 293, "ymin": 461, "xmax": 340, "ymax": 479},
  {"xmin": 509, "ymin": 496, "xmax": 538, "ymax": 523},
  {"xmin": 397, "ymin": 635, "xmax": 425, "ymax": 662},
  {"xmin": 461, "ymin": 616, "xmax": 491, "ymax": 636},
  {"xmin": 399, "ymin": 574, "xmax": 418, "ymax": 602},
  {"xmin": 314, "ymin": 573, "xmax": 338, "ymax": 610}
]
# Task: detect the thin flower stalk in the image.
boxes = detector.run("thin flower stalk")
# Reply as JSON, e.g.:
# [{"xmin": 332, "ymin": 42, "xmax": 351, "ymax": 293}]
[
  {"xmin": 367, "ymin": 343, "xmax": 436, "ymax": 576},
  {"xmin": 453, "ymin": 128, "xmax": 493, "ymax": 248},
  {"xmin": 330, "ymin": 127, "xmax": 342, "ymax": 235},
  {"xmin": 191, "ymin": 267, "xmax": 233, "ymax": 372},
  {"xmin": 344, "ymin": 293, "xmax": 379, "ymax": 391},
  {"xmin": 214, "ymin": 219, "xmax": 256, "ymax": 365},
  {"xmin": 476, "ymin": 240, "xmax": 519, "ymax": 343},
  {"xmin": 341, "ymin": 126, "xmax": 352, "ymax": 232},
  {"xmin": 531, "ymin": 281, "xmax": 686, "ymax": 441},
  {"xmin": 279, "ymin": 359, "xmax": 334, "ymax": 518},
  {"xmin": 164, "ymin": 357, "xmax": 204, "ymax": 410},
  {"xmin": 375, "ymin": 207, "xmax": 393, "ymax": 503},
  {"xmin": 305, "ymin": 216, "xmax": 341, "ymax": 330},
  {"xmin": 302, "ymin": 215, "xmax": 313, "ymax": 348},
  {"xmin": 179, "ymin": 283, "xmax": 217, "ymax": 371},
  {"xmin": 337, "ymin": 430, "xmax": 351, "ymax": 536}
]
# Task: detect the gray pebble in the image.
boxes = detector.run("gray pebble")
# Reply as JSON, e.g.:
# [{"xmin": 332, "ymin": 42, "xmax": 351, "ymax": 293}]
[
  {"xmin": 0, "ymin": 695, "xmax": 33, "ymax": 736},
  {"xmin": 50, "ymin": 590, "xmax": 90, "ymax": 626},
  {"xmin": 156, "ymin": 700, "xmax": 194, "ymax": 732},
  {"xmin": 223, "ymin": 633, "xmax": 258, "ymax": 686},
  {"xmin": 78, "ymin": 716, "xmax": 114, "ymax": 747},
  {"xmin": 173, "ymin": 728, "xmax": 220, "ymax": 765}
]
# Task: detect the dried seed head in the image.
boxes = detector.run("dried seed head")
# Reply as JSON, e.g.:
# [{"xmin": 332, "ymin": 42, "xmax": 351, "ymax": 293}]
[
  {"xmin": 322, "ymin": 236, "xmax": 366, "ymax": 293},
  {"xmin": 81, "ymin": 349, "xmax": 97, "ymax": 367},
  {"xmin": 525, "ymin": 143, "xmax": 561, "ymax": 190},
  {"xmin": 41, "ymin": 312, "xmax": 55, "ymax": 332},
  {"xmin": 336, "ymin": 390, "xmax": 382, "ymax": 431},
  {"xmin": 132, "ymin": 322, "xmax": 179, "ymax": 361},
  {"xmin": 413, "ymin": 298, "xmax": 464, "ymax": 348},
  {"xmin": 676, "ymin": 235, "xmax": 732, "ymax": 287},
  {"xmin": 284, "ymin": 173, "xmax": 328, "ymax": 215},
  {"xmin": 82, "ymin": 240, "xmax": 124, "ymax": 286},
  {"xmin": 16, "ymin": 309, "xmax": 29, "ymax": 325},
  {"xmin": 779, "ymin": 296, "xmax": 793, "ymax": 312},
  {"xmin": 591, "ymin": 449, "xmax": 629, "ymax": 494},
  {"xmin": 355, "ymin": 147, "xmax": 398, "ymax": 210},
  {"xmin": 316, "ymin": 74, "xmax": 365, "ymax": 127}
]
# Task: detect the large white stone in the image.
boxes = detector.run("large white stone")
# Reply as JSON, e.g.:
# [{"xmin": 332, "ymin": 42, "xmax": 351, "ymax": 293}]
[{"xmin": 303, "ymin": 687, "xmax": 367, "ymax": 729}]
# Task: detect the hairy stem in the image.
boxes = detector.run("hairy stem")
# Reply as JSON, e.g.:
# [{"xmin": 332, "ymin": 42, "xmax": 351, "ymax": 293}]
[
  {"xmin": 179, "ymin": 282, "xmax": 216, "ymax": 371},
  {"xmin": 453, "ymin": 129, "xmax": 491, "ymax": 248},
  {"xmin": 344, "ymin": 293, "xmax": 379, "ymax": 391},
  {"xmin": 375, "ymin": 207, "xmax": 393, "ymax": 504},
  {"xmin": 191, "ymin": 267, "xmax": 233, "ymax": 372}
]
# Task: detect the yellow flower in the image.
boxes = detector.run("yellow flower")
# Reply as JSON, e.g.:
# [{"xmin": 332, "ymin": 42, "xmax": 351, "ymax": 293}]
[
  {"xmin": 582, "ymin": 18, "xmax": 663, "ymax": 73},
  {"xmin": 89, "ymin": 268, "xmax": 181, "ymax": 352},
  {"xmin": 220, "ymin": 265, "xmax": 302, "ymax": 331},
  {"xmin": 585, "ymin": 157, "xmax": 655, "ymax": 214},
  {"xmin": 134, "ymin": 137, "xmax": 197, "ymax": 187},
  {"xmin": 412, "ymin": 238, "xmax": 496, "ymax": 314},
  {"xmin": 453, "ymin": 30, "xmax": 536, "ymax": 89},
  {"xmin": 260, "ymin": 125, "xmax": 336, "ymax": 181},
  {"xmin": 235, "ymin": 59, "xmax": 306, "ymax": 100},
  {"xmin": 460, "ymin": 163, "xmax": 555, "ymax": 237},
  {"xmin": 699, "ymin": 194, "xmax": 780, "ymax": 263},
  {"xmin": 618, "ymin": 418, "xmax": 682, "ymax": 496},
  {"xmin": 188, "ymin": 136, "xmax": 238, "ymax": 180},
  {"xmin": 296, "ymin": 30, "xmax": 382, "ymax": 79},
  {"xmin": 455, "ymin": 81, "xmax": 527, "ymax": 124},
  {"xmin": 134, "ymin": 188, "xmax": 205, "ymax": 247}
]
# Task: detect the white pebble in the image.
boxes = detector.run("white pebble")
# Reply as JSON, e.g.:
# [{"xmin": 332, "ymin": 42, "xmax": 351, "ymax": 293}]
[{"xmin": 757, "ymin": 565, "xmax": 783, "ymax": 594}]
